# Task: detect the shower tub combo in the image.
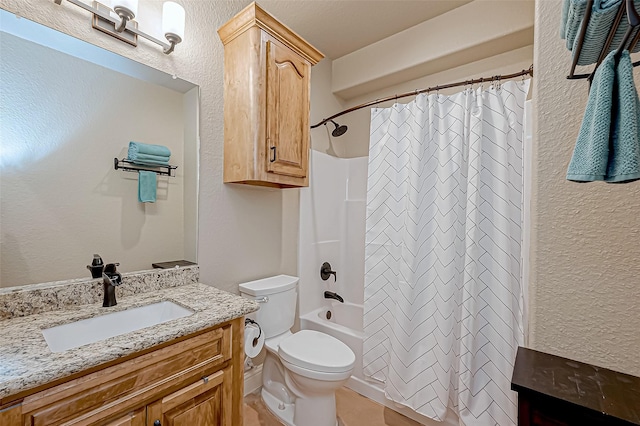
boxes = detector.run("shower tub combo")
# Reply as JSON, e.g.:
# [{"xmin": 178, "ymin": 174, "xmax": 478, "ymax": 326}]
[{"xmin": 300, "ymin": 302, "xmax": 455, "ymax": 426}]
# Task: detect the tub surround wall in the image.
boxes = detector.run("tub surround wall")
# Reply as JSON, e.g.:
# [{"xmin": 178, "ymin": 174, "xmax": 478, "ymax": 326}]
[
  {"xmin": 0, "ymin": 266, "xmax": 199, "ymax": 320},
  {"xmin": 298, "ymin": 152, "xmax": 368, "ymax": 317}
]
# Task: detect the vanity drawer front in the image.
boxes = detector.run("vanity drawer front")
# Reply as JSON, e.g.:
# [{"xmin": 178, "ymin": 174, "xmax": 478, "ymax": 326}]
[{"xmin": 21, "ymin": 325, "xmax": 232, "ymax": 426}]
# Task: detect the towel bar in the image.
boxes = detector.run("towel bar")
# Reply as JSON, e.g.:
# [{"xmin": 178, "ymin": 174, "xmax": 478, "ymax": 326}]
[{"xmin": 114, "ymin": 157, "xmax": 177, "ymax": 177}]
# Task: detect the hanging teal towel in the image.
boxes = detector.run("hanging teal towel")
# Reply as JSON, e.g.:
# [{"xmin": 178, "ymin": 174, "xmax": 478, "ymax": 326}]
[
  {"xmin": 128, "ymin": 141, "xmax": 171, "ymax": 159},
  {"xmin": 138, "ymin": 171, "xmax": 157, "ymax": 203},
  {"xmin": 567, "ymin": 50, "xmax": 616, "ymax": 182},
  {"xmin": 606, "ymin": 50, "xmax": 640, "ymax": 182}
]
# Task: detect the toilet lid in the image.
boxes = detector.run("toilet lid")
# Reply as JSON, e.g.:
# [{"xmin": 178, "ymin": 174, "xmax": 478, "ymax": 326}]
[{"xmin": 278, "ymin": 330, "xmax": 355, "ymax": 373}]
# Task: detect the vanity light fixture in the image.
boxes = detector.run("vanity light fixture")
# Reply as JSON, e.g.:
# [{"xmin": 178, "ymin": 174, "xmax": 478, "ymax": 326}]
[{"xmin": 52, "ymin": 0, "xmax": 185, "ymax": 54}]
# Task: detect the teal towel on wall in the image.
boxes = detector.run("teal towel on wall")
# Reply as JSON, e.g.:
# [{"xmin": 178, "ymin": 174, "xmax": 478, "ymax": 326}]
[
  {"xmin": 561, "ymin": 0, "xmax": 640, "ymax": 66},
  {"xmin": 138, "ymin": 171, "xmax": 157, "ymax": 203},
  {"xmin": 567, "ymin": 50, "xmax": 616, "ymax": 182},
  {"xmin": 128, "ymin": 141, "xmax": 171, "ymax": 159},
  {"xmin": 606, "ymin": 50, "xmax": 640, "ymax": 183}
]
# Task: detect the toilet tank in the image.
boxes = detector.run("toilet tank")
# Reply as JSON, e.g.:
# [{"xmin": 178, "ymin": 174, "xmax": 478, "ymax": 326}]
[{"xmin": 238, "ymin": 275, "xmax": 298, "ymax": 339}]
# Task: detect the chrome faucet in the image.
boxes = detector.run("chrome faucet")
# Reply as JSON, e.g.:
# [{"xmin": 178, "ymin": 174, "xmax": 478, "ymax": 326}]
[
  {"xmin": 324, "ymin": 291, "xmax": 344, "ymax": 303},
  {"xmin": 102, "ymin": 263, "xmax": 122, "ymax": 307}
]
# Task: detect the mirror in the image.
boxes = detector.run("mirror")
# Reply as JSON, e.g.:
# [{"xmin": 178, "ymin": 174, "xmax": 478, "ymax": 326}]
[{"xmin": 0, "ymin": 10, "xmax": 199, "ymax": 288}]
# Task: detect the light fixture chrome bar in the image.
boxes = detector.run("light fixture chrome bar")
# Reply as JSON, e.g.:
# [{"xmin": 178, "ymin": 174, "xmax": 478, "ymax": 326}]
[
  {"xmin": 120, "ymin": 17, "xmax": 171, "ymax": 51},
  {"xmin": 53, "ymin": 0, "xmax": 174, "ymax": 53}
]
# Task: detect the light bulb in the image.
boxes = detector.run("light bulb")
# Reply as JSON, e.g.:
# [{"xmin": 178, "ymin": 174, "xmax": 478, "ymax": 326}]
[
  {"xmin": 162, "ymin": 1, "xmax": 185, "ymax": 40},
  {"xmin": 113, "ymin": 0, "xmax": 138, "ymax": 17}
]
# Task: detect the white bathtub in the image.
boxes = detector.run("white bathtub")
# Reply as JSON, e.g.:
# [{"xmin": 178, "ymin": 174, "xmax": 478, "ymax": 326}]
[{"xmin": 300, "ymin": 302, "xmax": 456, "ymax": 426}]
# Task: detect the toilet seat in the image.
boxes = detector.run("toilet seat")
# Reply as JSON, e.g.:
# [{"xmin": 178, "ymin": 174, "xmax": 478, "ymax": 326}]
[
  {"xmin": 281, "ymin": 358, "xmax": 354, "ymax": 382},
  {"xmin": 278, "ymin": 330, "xmax": 355, "ymax": 374}
]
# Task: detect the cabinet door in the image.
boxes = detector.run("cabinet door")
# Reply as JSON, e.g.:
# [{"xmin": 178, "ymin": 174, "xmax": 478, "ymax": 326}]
[
  {"xmin": 103, "ymin": 408, "xmax": 146, "ymax": 426},
  {"xmin": 147, "ymin": 367, "xmax": 232, "ymax": 426},
  {"xmin": 265, "ymin": 38, "xmax": 310, "ymax": 179}
]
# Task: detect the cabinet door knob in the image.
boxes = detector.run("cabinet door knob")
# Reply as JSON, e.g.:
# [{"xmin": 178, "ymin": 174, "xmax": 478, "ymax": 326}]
[
  {"xmin": 154, "ymin": 420, "xmax": 161, "ymax": 426},
  {"xmin": 270, "ymin": 146, "xmax": 276, "ymax": 162}
]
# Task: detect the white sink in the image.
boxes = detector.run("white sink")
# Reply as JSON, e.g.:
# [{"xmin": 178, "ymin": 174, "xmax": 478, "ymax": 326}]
[{"xmin": 42, "ymin": 301, "xmax": 193, "ymax": 353}]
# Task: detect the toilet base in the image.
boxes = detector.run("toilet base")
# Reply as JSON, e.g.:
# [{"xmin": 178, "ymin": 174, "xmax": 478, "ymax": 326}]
[
  {"xmin": 261, "ymin": 387, "xmax": 338, "ymax": 426},
  {"xmin": 262, "ymin": 387, "xmax": 295, "ymax": 426}
]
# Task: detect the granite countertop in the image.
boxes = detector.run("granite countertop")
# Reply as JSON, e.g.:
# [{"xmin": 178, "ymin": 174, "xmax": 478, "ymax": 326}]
[{"xmin": 0, "ymin": 283, "xmax": 258, "ymax": 402}]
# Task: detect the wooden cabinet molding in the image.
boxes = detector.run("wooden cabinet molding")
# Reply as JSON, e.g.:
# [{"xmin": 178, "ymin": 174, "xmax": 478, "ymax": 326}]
[
  {"xmin": 217, "ymin": 2, "xmax": 323, "ymax": 65},
  {"xmin": 103, "ymin": 408, "xmax": 145, "ymax": 426},
  {"xmin": 0, "ymin": 317, "xmax": 245, "ymax": 426},
  {"xmin": 218, "ymin": 2, "xmax": 323, "ymax": 188}
]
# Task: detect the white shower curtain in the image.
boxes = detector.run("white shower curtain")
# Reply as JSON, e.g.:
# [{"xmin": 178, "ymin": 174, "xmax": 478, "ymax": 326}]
[{"xmin": 363, "ymin": 80, "xmax": 530, "ymax": 426}]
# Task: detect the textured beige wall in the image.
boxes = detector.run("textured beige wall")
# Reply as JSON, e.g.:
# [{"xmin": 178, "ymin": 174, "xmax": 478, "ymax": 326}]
[
  {"xmin": 332, "ymin": 0, "xmax": 534, "ymax": 99},
  {"xmin": 531, "ymin": 0, "xmax": 640, "ymax": 376},
  {"xmin": 0, "ymin": 0, "xmax": 288, "ymax": 294},
  {"xmin": 310, "ymin": 59, "xmax": 349, "ymax": 157}
]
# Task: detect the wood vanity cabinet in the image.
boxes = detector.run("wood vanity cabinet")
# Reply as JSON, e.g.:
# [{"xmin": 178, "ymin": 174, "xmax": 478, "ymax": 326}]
[
  {"xmin": 217, "ymin": 2, "xmax": 324, "ymax": 188},
  {"xmin": 146, "ymin": 366, "xmax": 232, "ymax": 426},
  {"xmin": 0, "ymin": 318, "xmax": 244, "ymax": 426}
]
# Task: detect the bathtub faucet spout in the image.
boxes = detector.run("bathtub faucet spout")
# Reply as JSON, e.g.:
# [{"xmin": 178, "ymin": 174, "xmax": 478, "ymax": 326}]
[{"xmin": 324, "ymin": 291, "xmax": 344, "ymax": 303}]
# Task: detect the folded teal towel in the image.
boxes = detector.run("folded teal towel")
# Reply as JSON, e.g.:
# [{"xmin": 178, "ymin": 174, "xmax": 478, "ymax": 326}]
[
  {"xmin": 606, "ymin": 50, "xmax": 640, "ymax": 182},
  {"xmin": 131, "ymin": 153, "xmax": 170, "ymax": 165},
  {"xmin": 562, "ymin": 0, "xmax": 640, "ymax": 66},
  {"xmin": 128, "ymin": 141, "xmax": 171, "ymax": 159},
  {"xmin": 567, "ymin": 50, "xmax": 616, "ymax": 181},
  {"xmin": 138, "ymin": 171, "xmax": 157, "ymax": 203}
]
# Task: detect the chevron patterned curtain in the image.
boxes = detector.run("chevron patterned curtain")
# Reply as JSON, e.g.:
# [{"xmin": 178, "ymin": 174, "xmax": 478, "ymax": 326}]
[{"xmin": 363, "ymin": 80, "xmax": 531, "ymax": 426}]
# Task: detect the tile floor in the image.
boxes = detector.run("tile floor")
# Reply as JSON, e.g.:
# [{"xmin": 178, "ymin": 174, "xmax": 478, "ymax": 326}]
[{"xmin": 244, "ymin": 387, "xmax": 422, "ymax": 426}]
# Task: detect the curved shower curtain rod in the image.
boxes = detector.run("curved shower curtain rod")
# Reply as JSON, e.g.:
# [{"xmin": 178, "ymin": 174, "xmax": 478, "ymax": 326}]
[{"xmin": 311, "ymin": 65, "xmax": 534, "ymax": 129}]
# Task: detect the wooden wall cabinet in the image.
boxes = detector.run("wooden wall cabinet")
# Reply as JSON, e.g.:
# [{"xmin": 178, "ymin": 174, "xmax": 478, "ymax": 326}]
[
  {"xmin": 0, "ymin": 318, "xmax": 244, "ymax": 426},
  {"xmin": 217, "ymin": 2, "xmax": 324, "ymax": 188}
]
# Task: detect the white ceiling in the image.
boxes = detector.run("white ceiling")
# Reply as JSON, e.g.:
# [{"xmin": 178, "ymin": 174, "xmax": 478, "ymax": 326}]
[{"xmin": 258, "ymin": 0, "xmax": 472, "ymax": 59}]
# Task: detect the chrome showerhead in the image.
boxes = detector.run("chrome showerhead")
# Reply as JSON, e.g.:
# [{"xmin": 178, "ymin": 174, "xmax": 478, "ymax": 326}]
[{"xmin": 329, "ymin": 120, "xmax": 348, "ymax": 137}]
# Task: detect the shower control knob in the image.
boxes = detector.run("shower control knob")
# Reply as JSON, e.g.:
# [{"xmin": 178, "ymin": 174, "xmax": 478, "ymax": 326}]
[{"xmin": 320, "ymin": 262, "xmax": 336, "ymax": 281}]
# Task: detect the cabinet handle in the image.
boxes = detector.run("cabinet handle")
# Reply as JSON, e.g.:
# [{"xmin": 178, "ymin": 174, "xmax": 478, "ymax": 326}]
[
  {"xmin": 154, "ymin": 421, "xmax": 161, "ymax": 426},
  {"xmin": 270, "ymin": 146, "xmax": 276, "ymax": 162}
]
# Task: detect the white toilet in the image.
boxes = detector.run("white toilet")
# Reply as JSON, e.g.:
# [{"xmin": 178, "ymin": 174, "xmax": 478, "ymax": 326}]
[{"xmin": 239, "ymin": 275, "xmax": 355, "ymax": 426}]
